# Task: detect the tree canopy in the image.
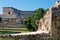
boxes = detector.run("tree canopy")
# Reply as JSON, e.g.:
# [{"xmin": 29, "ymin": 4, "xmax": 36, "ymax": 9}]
[{"xmin": 24, "ymin": 8, "xmax": 46, "ymax": 31}]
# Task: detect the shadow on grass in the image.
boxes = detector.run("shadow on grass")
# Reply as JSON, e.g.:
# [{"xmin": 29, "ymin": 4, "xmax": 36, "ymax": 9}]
[{"xmin": 0, "ymin": 31, "xmax": 21, "ymax": 35}]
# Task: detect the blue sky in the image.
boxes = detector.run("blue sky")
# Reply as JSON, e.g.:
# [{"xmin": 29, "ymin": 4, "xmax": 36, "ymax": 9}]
[{"xmin": 0, "ymin": 0, "xmax": 56, "ymax": 14}]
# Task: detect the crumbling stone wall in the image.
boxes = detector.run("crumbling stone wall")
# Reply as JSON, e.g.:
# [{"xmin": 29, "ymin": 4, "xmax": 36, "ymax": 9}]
[{"xmin": 0, "ymin": 33, "xmax": 51, "ymax": 40}]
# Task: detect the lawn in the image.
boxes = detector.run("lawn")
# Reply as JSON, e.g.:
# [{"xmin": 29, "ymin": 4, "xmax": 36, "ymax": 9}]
[{"xmin": 0, "ymin": 28, "xmax": 28, "ymax": 35}]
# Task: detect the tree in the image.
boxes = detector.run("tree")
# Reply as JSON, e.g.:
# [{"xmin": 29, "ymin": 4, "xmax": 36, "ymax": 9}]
[
  {"xmin": 24, "ymin": 17, "xmax": 35, "ymax": 31},
  {"xmin": 46, "ymin": 8, "xmax": 49, "ymax": 12},
  {"xmin": 31, "ymin": 8, "xmax": 45, "ymax": 31},
  {"xmin": 24, "ymin": 8, "xmax": 46, "ymax": 31}
]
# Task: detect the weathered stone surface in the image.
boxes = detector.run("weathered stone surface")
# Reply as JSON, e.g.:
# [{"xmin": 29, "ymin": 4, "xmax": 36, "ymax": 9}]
[
  {"xmin": 36, "ymin": 1, "xmax": 60, "ymax": 40},
  {"xmin": 1, "ymin": 7, "xmax": 35, "ymax": 28},
  {"xmin": 0, "ymin": 33, "xmax": 51, "ymax": 40}
]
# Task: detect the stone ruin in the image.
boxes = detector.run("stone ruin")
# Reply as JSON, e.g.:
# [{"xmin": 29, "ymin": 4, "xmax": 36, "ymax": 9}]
[
  {"xmin": 1, "ymin": 7, "xmax": 35, "ymax": 28},
  {"xmin": 0, "ymin": 1, "xmax": 60, "ymax": 40}
]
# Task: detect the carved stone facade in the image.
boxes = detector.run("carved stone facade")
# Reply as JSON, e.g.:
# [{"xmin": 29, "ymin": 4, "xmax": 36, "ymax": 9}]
[{"xmin": 2, "ymin": 7, "xmax": 35, "ymax": 28}]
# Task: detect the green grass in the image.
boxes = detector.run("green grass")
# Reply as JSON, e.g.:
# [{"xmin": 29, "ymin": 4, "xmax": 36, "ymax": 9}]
[{"xmin": 0, "ymin": 28, "xmax": 28, "ymax": 35}]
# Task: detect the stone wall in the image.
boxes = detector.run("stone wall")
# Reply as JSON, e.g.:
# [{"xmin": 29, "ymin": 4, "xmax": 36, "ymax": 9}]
[
  {"xmin": 0, "ymin": 33, "xmax": 51, "ymax": 40},
  {"xmin": 51, "ymin": 2, "xmax": 60, "ymax": 40},
  {"xmin": 36, "ymin": 1, "xmax": 60, "ymax": 40}
]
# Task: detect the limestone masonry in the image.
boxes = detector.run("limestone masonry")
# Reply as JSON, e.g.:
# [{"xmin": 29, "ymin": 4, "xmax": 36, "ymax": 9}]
[{"xmin": 1, "ymin": 7, "xmax": 35, "ymax": 28}]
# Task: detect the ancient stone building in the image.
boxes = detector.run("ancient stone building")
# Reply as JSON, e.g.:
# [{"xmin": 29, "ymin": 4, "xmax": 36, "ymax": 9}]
[{"xmin": 2, "ymin": 7, "xmax": 35, "ymax": 28}]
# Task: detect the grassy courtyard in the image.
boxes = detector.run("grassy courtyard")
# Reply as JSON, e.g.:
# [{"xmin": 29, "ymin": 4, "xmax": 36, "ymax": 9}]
[{"xmin": 0, "ymin": 28, "xmax": 28, "ymax": 35}]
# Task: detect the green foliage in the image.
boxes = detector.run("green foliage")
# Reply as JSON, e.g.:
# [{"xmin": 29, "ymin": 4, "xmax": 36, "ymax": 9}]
[
  {"xmin": 46, "ymin": 8, "xmax": 49, "ymax": 12},
  {"xmin": 0, "ymin": 28, "xmax": 28, "ymax": 34},
  {"xmin": 24, "ymin": 17, "xmax": 35, "ymax": 31},
  {"xmin": 33, "ymin": 8, "xmax": 45, "ymax": 20},
  {"xmin": 31, "ymin": 8, "xmax": 45, "ymax": 31},
  {"xmin": 24, "ymin": 8, "xmax": 46, "ymax": 31}
]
